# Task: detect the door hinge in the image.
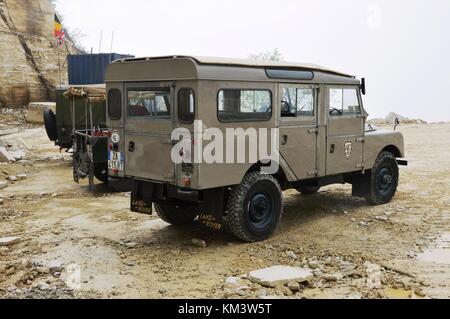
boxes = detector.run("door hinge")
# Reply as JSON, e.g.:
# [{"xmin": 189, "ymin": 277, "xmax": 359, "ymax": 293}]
[{"xmin": 307, "ymin": 169, "xmax": 318, "ymax": 177}]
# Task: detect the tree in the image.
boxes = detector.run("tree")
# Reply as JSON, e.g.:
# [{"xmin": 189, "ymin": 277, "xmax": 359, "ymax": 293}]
[{"xmin": 249, "ymin": 49, "xmax": 284, "ymax": 61}]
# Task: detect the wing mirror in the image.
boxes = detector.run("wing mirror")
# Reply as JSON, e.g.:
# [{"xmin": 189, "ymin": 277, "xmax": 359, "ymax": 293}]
[
  {"xmin": 361, "ymin": 78, "xmax": 366, "ymax": 95},
  {"xmin": 394, "ymin": 117, "xmax": 400, "ymax": 131}
]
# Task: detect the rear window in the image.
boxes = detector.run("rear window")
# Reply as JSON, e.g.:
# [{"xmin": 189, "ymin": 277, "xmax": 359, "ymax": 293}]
[
  {"xmin": 128, "ymin": 89, "xmax": 171, "ymax": 118},
  {"xmin": 178, "ymin": 88, "xmax": 195, "ymax": 123},
  {"xmin": 218, "ymin": 89, "xmax": 272, "ymax": 122},
  {"xmin": 108, "ymin": 89, "xmax": 122, "ymax": 120}
]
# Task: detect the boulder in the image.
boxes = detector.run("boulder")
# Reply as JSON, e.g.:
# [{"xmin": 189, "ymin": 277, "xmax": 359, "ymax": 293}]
[
  {"xmin": 0, "ymin": 146, "xmax": 15, "ymax": 162},
  {"xmin": 0, "ymin": 236, "xmax": 21, "ymax": 246},
  {"xmin": 248, "ymin": 266, "xmax": 313, "ymax": 288}
]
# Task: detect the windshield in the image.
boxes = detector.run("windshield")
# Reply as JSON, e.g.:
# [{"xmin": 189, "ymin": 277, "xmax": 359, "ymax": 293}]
[{"xmin": 128, "ymin": 89, "xmax": 171, "ymax": 118}]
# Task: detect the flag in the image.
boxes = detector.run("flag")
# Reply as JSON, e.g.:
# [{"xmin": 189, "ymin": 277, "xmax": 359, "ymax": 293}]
[{"xmin": 54, "ymin": 14, "xmax": 65, "ymax": 47}]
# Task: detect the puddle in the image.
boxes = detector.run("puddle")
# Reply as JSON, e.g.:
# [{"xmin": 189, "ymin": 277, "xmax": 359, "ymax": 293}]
[
  {"xmin": 417, "ymin": 233, "xmax": 450, "ymax": 265},
  {"xmin": 384, "ymin": 288, "xmax": 420, "ymax": 299}
]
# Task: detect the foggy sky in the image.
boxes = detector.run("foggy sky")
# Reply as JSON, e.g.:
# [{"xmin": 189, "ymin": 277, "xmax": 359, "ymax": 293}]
[{"xmin": 55, "ymin": 0, "xmax": 450, "ymax": 122}]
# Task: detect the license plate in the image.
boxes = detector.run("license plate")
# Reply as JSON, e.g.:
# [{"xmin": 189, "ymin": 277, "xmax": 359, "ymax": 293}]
[{"xmin": 108, "ymin": 151, "xmax": 124, "ymax": 171}]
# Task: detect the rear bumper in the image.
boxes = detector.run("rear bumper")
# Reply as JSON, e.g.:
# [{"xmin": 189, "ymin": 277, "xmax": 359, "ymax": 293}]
[{"xmin": 130, "ymin": 180, "xmax": 225, "ymax": 221}]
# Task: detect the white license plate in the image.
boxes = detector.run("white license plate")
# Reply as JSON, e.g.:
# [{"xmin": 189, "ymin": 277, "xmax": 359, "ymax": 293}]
[{"xmin": 108, "ymin": 151, "xmax": 124, "ymax": 171}]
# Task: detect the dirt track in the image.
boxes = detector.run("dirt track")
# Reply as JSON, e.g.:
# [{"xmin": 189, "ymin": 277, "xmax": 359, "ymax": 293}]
[{"xmin": 0, "ymin": 123, "xmax": 449, "ymax": 299}]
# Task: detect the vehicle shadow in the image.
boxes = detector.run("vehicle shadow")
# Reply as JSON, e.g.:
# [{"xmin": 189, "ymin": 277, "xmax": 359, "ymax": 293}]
[{"xmin": 136, "ymin": 188, "xmax": 370, "ymax": 249}]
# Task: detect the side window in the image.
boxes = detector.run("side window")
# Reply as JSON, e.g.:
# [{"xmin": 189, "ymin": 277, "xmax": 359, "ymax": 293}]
[
  {"xmin": 108, "ymin": 89, "xmax": 122, "ymax": 120},
  {"xmin": 178, "ymin": 89, "xmax": 195, "ymax": 123},
  {"xmin": 218, "ymin": 89, "xmax": 272, "ymax": 122},
  {"xmin": 329, "ymin": 88, "xmax": 361, "ymax": 116},
  {"xmin": 281, "ymin": 87, "xmax": 315, "ymax": 117}
]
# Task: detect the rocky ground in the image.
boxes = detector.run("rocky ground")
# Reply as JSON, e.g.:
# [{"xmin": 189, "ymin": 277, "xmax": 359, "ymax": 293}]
[{"xmin": 0, "ymin": 117, "xmax": 449, "ymax": 299}]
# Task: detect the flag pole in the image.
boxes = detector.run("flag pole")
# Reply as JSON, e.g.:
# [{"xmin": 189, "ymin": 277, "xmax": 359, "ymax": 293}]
[{"xmin": 57, "ymin": 42, "xmax": 62, "ymax": 88}]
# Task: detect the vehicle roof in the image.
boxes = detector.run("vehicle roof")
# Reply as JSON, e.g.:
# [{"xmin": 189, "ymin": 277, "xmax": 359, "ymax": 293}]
[{"xmin": 106, "ymin": 55, "xmax": 360, "ymax": 85}]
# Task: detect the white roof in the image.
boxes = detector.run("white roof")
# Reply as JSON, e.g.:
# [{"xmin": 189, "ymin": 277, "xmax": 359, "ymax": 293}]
[{"xmin": 120, "ymin": 55, "xmax": 354, "ymax": 78}]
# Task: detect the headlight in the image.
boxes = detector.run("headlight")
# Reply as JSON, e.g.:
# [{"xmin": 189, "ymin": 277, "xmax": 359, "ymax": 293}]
[{"xmin": 111, "ymin": 132, "xmax": 120, "ymax": 144}]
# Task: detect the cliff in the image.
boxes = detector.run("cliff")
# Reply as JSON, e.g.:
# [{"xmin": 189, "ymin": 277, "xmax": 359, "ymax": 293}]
[{"xmin": 0, "ymin": 0, "xmax": 80, "ymax": 107}]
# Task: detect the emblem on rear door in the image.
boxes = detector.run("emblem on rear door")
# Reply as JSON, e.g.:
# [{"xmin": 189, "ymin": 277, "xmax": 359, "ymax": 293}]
[{"xmin": 344, "ymin": 142, "xmax": 353, "ymax": 160}]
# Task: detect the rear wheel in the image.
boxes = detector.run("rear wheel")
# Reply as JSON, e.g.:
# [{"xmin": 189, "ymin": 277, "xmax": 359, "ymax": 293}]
[
  {"xmin": 296, "ymin": 186, "xmax": 320, "ymax": 195},
  {"xmin": 154, "ymin": 204, "xmax": 198, "ymax": 225},
  {"xmin": 43, "ymin": 109, "xmax": 57, "ymax": 142},
  {"xmin": 226, "ymin": 172, "xmax": 283, "ymax": 242},
  {"xmin": 366, "ymin": 151, "xmax": 399, "ymax": 205}
]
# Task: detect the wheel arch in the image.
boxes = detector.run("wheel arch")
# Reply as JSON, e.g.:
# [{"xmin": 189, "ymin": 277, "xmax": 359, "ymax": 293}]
[
  {"xmin": 381, "ymin": 145, "xmax": 403, "ymax": 158},
  {"xmin": 245, "ymin": 161, "xmax": 289, "ymax": 189}
]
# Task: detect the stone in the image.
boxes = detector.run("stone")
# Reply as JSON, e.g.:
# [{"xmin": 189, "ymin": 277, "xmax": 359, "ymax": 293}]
[
  {"xmin": 308, "ymin": 260, "xmax": 320, "ymax": 269},
  {"xmin": 47, "ymin": 260, "xmax": 63, "ymax": 273},
  {"xmin": 0, "ymin": 198, "xmax": 3, "ymax": 205},
  {"xmin": 36, "ymin": 266, "xmax": 50, "ymax": 274},
  {"xmin": 8, "ymin": 176, "xmax": 18, "ymax": 182},
  {"xmin": 0, "ymin": 181, "xmax": 8, "ymax": 190},
  {"xmin": 359, "ymin": 221, "xmax": 369, "ymax": 227},
  {"xmin": 286, "ymin": 251, "xmax": 298, "ymax": 260},
  {"xmin": 375, "ymin": 216, "xmax": 388, "ymax": 222},
  {"xmin": 38, "ymin": 282, "xmax": 50, "ymax": 291},
  {"xmin": 0, "ymin": 247, "xmax": 9, "ymax": 256},
  {"xmin": 192, "ymin": 238, "xmax": 207, "ymax": 248},
  {"xmin": 0, "ymin": 147, "xmax": 15, "ymax": 162},
  {"xmin": 225, "ymin": 277, "xmax": 241, "ymax": 286},
  {"xmin": 125, "ymin": 242, "xmax": 138, "ymax": 249},
  {"xmin": 17, "ymin": 174, "xmax": 28, "ymax": 181},
  {"xmin": 248, "ymin": 266, "xmax": 313, "ymax": 288},
  {"xmin": 0, "ymin": 236, "xmax": 21, "ymax": 246},
  {"xmin": 313, "ymin": 269, "xmax": 323, "ymax": 277},
  {"xmin": 322, "ymin": 273, "xmax": 343, "ymax": 282},
  {"xmin": 287, "ymin": 281, "xmax": 301, "ymax": 292}
]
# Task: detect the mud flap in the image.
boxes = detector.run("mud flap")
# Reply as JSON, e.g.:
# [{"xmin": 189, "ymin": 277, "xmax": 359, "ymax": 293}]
[
  {"xmin": 351, "ymin": 171, "xmax": 371, "ymax": 198},
  {"xmin": 131, "ymin": 181, "xmax": 154, "ymax": 215}
]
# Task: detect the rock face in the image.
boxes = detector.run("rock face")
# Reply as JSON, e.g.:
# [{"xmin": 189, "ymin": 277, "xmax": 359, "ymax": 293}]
[{"xmin": 0, "ymin": 0, "xmax": 80, "ymax": 107}]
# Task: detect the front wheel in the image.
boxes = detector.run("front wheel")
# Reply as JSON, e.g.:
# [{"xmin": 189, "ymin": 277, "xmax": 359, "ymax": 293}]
[
  {"xmin": 366, "ymin": 151, "xmax": 399, "ymax": 205},
  {"xmin": 154, "ymin": 204, "xmax": 198, "ymax": 225},
  {"xmin": 226, "ymin": 172, "xmax": 283, "ymax": 242}
]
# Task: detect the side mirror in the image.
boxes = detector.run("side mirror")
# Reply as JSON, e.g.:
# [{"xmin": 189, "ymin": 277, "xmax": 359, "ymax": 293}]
[
  {"xmin": 394, "ymin": 117, "xmax": 400, "ymax": 131},
  {"xmin": 361, "ymin": 78, "xmax": 366, "ymax": 95}
]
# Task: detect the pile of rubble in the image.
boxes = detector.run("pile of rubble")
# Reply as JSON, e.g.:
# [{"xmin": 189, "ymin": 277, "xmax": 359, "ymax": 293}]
[
  {"xmin": 0, "ymin": 108, "xmax": 29, "ymax": 129},
  {"xmin": 369, "ymin": 112, "xmax": 428, "ymax": 125}
]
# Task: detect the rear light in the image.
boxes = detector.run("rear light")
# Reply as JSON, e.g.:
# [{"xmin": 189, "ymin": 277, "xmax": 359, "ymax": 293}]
[
  {"xmin": 108, "ymin": 144, "xmax": 113, "ymax": 151},
  {"xmin": 183, "ymin": 176, "xmax": 191, "ymax": 187}
]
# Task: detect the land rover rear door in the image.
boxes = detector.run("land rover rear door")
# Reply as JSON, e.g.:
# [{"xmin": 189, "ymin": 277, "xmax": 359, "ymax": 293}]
[{"xmin": 123, "ymin": 82, "xmax": 175, "ymax": 182}]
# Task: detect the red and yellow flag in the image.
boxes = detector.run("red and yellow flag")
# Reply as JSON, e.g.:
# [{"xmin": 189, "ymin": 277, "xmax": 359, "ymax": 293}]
[{"xmin": 54, "ymin": 14, "xmax": 65, "ymax": 47}]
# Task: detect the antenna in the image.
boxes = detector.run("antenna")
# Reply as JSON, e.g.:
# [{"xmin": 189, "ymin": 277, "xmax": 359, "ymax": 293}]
[
  {"xmin": 109, "ymin": 31, "xmax": 115, "ymax": 63},
  {"xmin": 98, "ymin": 30, "xmax": 103, "ymax": 53}
]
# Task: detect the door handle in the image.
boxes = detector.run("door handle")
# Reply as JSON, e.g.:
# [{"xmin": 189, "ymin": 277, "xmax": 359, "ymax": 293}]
[
  {"xmin": 281, "ymin": 135, "xmax": 288, "ymax": 146},
  {"xmin": 129, "ymin": 141, "xmax": 135, "ymax": 152},
  {"xmin": 308, "ymin": 128, "xmax": 319, "ymax": 134}
]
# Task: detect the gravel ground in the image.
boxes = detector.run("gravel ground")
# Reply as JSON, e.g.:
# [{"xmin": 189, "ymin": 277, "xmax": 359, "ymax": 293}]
[{"xmin": 0, "ymin": 123, "xmax": 449, "ymax": 299}]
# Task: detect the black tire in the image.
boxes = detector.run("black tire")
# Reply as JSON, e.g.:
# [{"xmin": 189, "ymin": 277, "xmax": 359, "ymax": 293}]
[
  {"xmin": 366, "ymin": 151, "xmax": 399, "ymax": 205},
  {"xmin": 94, "ymin": 163, "xmax": 109, "ymax": 184},
  {"xmin": 154, "ymin": 204, "xmax": 198, "ymax": 225},
  {"xmin": 43, "ymin": 109, "xmax": 58, "ymax": 142},
  {"xmin": 296, "ymin": 186, "xmax": 320, "ymax": 195},
  {"xmin": 226, "ymin": 172, "xmax": 283, "ymax": 242}
]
